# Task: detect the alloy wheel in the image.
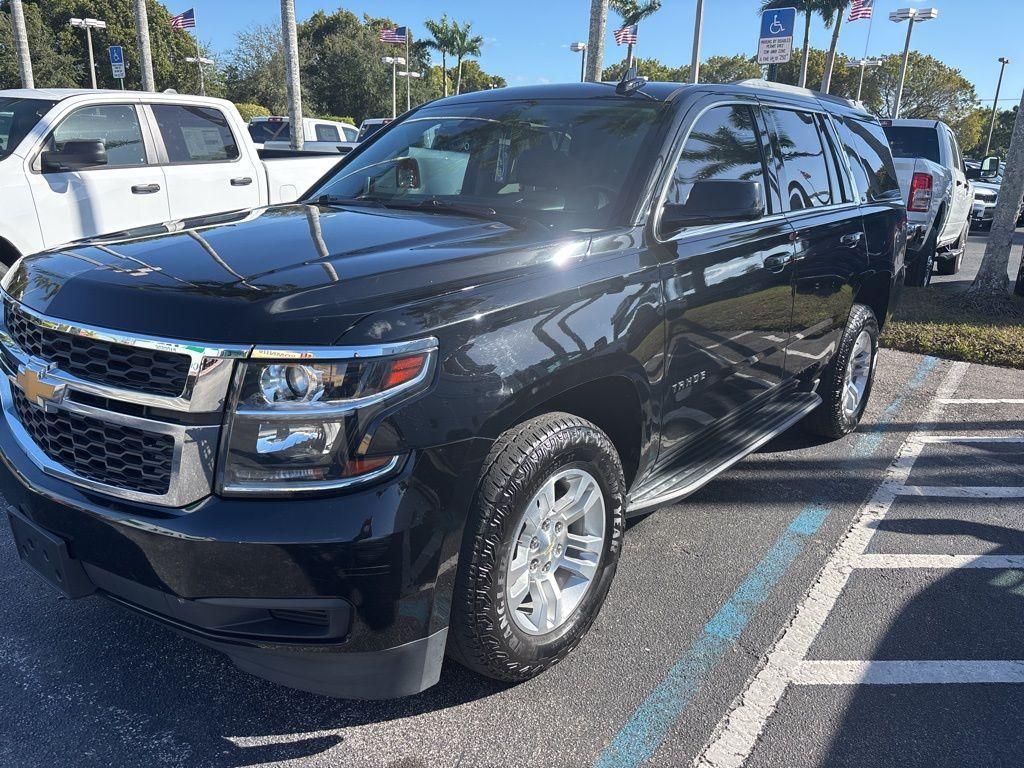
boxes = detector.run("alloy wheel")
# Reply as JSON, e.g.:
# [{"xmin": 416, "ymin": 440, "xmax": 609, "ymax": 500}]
[{"xmin": 841, "ymin": 330, "xmax": 874, "ymax": 420}]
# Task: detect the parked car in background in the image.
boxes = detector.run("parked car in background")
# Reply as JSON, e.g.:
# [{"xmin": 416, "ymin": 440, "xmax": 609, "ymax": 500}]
[
  {"xmin": 357, "ymin": 117, "xmax": 392, "ymax": 142},
  {"xmin": 882, "ymin": 118, "xmax": 972, "ymax": 283},
  {"xmin": 965, "ymin": 158, "xmax": 1024, "ymax": 230},
  {"xmin": 248, "ymin": 115, "xmax": 359, "ymax": 155},
  {"xmin": 0, "ymin": 89, "xmax": 342, "ymax": 270},
  {"xmin": 0, "ymin": 79, "xmax": 905, "ymax": 699}
]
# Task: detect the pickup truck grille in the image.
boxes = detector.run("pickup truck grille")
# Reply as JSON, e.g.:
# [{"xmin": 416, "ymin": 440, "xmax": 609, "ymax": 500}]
[
  {"xmin": 11, "ymin": 387, "xmax": 174, "ymax": 495},
  {"xmin": 4, "ymin": 300, "xmax": 192, "ymax": 398}
]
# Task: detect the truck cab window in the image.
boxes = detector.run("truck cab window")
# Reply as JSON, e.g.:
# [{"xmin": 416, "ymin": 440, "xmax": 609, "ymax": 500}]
[
  {"xmin": 315, "ymin": 124, "xmax": 341, "ymax": 143},
  {"xmin": 50, "ymin": 104, "xmax": 147, "ymax": 167},
  {"xmin": 151, "ymin": 104, "xmax": 239, "ymax": 163},
  {"xmin": 666, "ymin": 104, "xmax": 767, "ymax": 212},
  {"xmin": 0, "ymin": 98, "xmax": 55, "ymax": 160},
  {"xmin": 767, "ymin": 108, "xmax": 832, "ymax": 210}
]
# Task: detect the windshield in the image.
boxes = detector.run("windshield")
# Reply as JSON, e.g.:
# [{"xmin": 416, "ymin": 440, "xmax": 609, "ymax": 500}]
[
  {"xmin": 0, "ymin": 97, "xmax": 56, "ymax": 160},
  {"xmin": 883, "ymin": 126, "xmax": 941, "ymax": 164},
  {"xmin": 315, "ymin": 99, "xmax": 668, "ymax": 229},
  {"xmin": 248, "ymin": 120, "xmax": 291, "ymax": 144}
]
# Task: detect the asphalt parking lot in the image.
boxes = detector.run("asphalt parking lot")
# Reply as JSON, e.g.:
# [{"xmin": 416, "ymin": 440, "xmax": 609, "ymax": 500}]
[
  {"xmin": 932, "ymin": 227, "xmax": 1023, "ymax": 290},
  {"xmin": 2, "ymin": 347, "xmax": 1023, "ymax": 768}
]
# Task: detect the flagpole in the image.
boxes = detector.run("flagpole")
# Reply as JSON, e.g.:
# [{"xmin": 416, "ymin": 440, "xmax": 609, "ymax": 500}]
[
  {"xmin": 194, "ymin": 29, "xmax": 205, "ymax": 96},
  {"xmin": 405, "ymin": 29, "xmax": 411, "ymax": 112},
  {"xmin": 863, "ymin": 4, "xmax": 874, "ymax": 58}
]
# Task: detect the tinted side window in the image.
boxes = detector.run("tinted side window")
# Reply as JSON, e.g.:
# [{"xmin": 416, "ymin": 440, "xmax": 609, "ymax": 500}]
[
  {"xmin": 840, "ymin": 117, "xmax": 901, "ymax": 203},
  {"xmin": 151, "ymin": 105, "xmax": 239, "ymax": 163},
  {"xmin": 51, "ymin": 104, "xmax": 147, "ymax": 167},
  {"xmin": 666, "ymin": 104, "xmax": 767, "ymax": 209},
  {"xmin": 767, "ymin": 108, "xmax": 832, "ymax": 210},
  {"xmin": 315, "ymin": 124, "xmax": 340, "ymax": 143},
  {"xmin": 818, "ymin": 115, "xmax": 854, "ymax": 204},
  {"xmin": 342, "ymin": 125, "xmax": 359, "ymax": 142},
  {"xmin": 947, "ymin": 128, "xmax": 963, "ymax": 171},
  {"xmin": 882, "ymin": 126, "xmax": 940, "ymax": 163}
]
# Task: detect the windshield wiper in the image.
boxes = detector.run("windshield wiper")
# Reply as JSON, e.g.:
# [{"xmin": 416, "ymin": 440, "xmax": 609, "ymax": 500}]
[
  {"xmin": 314, "ymin": 194, "xmax": 386, "ymax": 208},
  {"xmin": 380, "ymin": 197, "xmax": 550, "ymax": 230}
]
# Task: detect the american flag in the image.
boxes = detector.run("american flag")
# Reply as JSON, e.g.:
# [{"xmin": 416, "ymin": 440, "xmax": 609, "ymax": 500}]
[
  {"xmin": 170, "ymin": 8, "xmax": 196, "ymax": 29},
  {"xmin": 848, "ymin": 0, "xmax": 874, "ymax": 22},
  {"xmin": 380, "ymin": 26, "xmax": 408, "ymax": 45},
  {"xmin": 613, "ymin": 25, "xmax": 638, "ymax": 45}
]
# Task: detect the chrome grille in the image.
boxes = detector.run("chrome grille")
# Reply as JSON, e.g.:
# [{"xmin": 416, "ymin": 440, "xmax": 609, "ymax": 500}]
[
  {"xmin": 12, "ymin": 387, "xmax": 174, "ymax": 495},
  {"xmin": 4, "ymin": 300, "xmax": 191, "ymax": 398}
]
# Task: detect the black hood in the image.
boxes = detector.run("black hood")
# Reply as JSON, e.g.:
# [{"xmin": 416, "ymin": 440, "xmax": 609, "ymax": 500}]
[{"xmin": 4, "ymin": 204, "xmax": 571, "ymax": 345}]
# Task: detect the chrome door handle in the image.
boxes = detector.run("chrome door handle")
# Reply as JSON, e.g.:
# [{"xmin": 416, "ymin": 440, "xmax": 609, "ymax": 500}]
[
  {"xmin": 763, "ymin": 252, "xmax": 794, "ymax": 272},
  {"xmin": 840, "ymin": 232, "xmax": 864, "ymax": 247},
  {"xmin": 230, "ymin": 177, "xmax": 253, "ymax": 186},
  {"xmin": 131, "ymin": 183, "xmax": 161, "ymax": 195}
]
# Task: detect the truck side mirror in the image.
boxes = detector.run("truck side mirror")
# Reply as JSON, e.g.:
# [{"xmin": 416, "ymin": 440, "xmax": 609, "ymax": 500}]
[
  {"xmin": 40, "ymin": 140, "xmax": 108, "ymax": 173},
  {"xmin": 981, "ymin": 155, "xmax": 1001, "ymax": 180},
  {"xmin": 660, "ymin": 179, "xmax": 764, "ymax": 236}
]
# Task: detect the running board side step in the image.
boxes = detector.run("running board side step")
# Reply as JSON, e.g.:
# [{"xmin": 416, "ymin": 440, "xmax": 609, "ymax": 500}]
[{"xmin": 626, "ymin": 392, "xmax": 821, "ymax": 514}]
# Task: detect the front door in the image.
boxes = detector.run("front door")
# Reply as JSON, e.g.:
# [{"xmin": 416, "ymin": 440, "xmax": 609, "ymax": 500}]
[
  {"xmin": 762, "ymin": 106, "xmax": 868, "ymax": 376},
  {"xmin": 656, "ymin": 101, "xmax": 796, "ymax": 464},
  {"xmin": 26, "ymin": 103, "xmax": 170, "ymax": 249}
]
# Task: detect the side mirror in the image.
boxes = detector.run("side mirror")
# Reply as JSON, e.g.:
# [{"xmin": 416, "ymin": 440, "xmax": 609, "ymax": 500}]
[
  {"xmin": 396, "ymin": 157, "xmax": 421, "ymax": 189},
  {"xmin": 980, "ymin": 155, "xmax": 1001, "ymax": 180},
  {"xmin": 660, "ymin": 179, "xmax": 764, "ymax": 235},
  {"xmin": 40, "ymin": 140, "xmax": 108, "ymax": 173}
]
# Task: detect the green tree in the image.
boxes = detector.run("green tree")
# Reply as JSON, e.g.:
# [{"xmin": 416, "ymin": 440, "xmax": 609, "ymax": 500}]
[
  {"xmin": 455, "ymin": 60, "xmax": 505, "ymax": 94},
  {"xmin": 234, "ymin": 102, "xmax": 270, "ymax": 122},
  {"xmin": 224, "ymin": 23, "xmax": 289, "ymax": 113},
  {"xmin": 699, "ymin": 54, "xmax": 762, "ymax": 84},
  {"xmin": 816, "ymin": 0, "xmax": 851, "ymax": 93},
  {"xmin": 969, "ymin": 106, "xmax": 1017, "ymax": 159},
  {"xmin": 603, "ymin": 56, "xmax": 683, "ymax": 82},
  {"xmin": 424, "ymin": 14, "xmax": 455, "ymax": 98},
  {"xmin": 1, "ymin": 0, "xmax": 220, "ymax": 94},
  {"xmin": 865, "ymin": 52, "xmax": 977, "ymax": 125},
  {"xmin": 608, "ymin": 0, "xmax": 661, "ymax": 70},
  {"xmin": 449, "ymin": 20, "xmax": 483, "ymax": 95}
]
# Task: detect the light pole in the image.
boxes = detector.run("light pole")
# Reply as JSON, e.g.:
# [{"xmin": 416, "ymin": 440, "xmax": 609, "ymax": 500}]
[
  {"xmin": 985, "ymin": 57, "xmax": 1011, "ymax": 156},
  {"xmin": 397, "ymin": 70, "xmax": 423, "ymax": 111},
  {"xmin": 70, "ymin": 17, "xmax": 107, "ymax": 89},
  {"xmin": 889, "ymin": 8, "xmax": 938, "ymax": 119},
  {"xmin": 185, "ymin": 56, "xmax": 214, "ymax": 97},
  {"xmin": 850, "ymin": 57, "xmax": 883, "ymax": 102},
  {"xmin": 689, "ymin": 0, "xmax": 705, "ymax": 84},
  {"xmin": 570, "ymin": 42, "xmax": 587, "ymax": 83},
  {"xmin": 382, "ymin": 56, "xmax": 406, "ymax": 119}
]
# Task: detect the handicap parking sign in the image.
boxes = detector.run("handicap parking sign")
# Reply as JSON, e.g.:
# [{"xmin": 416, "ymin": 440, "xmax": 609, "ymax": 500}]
[
  {"xmin": 109, "ymin": 45, "xmax": 126, "ymax": 79},
  {"xmin": 758, "ymin": 7, "xmax": 796, "ymax": 64}
]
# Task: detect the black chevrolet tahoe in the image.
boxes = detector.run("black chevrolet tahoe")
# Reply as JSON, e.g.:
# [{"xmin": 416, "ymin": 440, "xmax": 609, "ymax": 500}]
[{"xmin": 0, "ymin": 79, "xmax": 906, "ymax": 699}]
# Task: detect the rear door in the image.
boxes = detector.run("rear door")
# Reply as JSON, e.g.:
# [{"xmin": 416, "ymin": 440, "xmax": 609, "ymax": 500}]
[
  {"xmin": 763, "ymin": 104, "xmax": 868, "ymax": 377},
  {"xmin": 25, "ymin": 102, "xmax": 170, "ymax": 249},
  {"xmin": 655, "ymin": 98, "xmax": 797, "ymax": 459},
  {"xmin": 147, "ymin": 103, "xmax": 261, "ymax": 220}
]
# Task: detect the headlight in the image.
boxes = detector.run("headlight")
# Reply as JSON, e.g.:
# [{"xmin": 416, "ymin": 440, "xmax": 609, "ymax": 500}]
[{"xmin": 217, "ymin": 338, "xmax": 437, "ymax": 495}]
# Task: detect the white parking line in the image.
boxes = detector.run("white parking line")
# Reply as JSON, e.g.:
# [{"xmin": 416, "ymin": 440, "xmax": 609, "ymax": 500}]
[
  {"xmin": 694, "ymin": 361, "xmax": 971, "ymax": 768},
  {"xmin": 938, "ymin": 399, "xmax": 1024, "ymax": 405},
  {"xmin": 896, "ymin": 485, "xmax": 1024, "ymax": 498},
  {"xmin": 791, "ymin": 660, "xmax": 1024, "ymax": 685},
  {"xmin": 853, "ymin": 554, "xmax": 1024, "ymax": 569},
  {"xmin": 914, "ymin": 434, "xmax": 1024, "ymax": 443}
]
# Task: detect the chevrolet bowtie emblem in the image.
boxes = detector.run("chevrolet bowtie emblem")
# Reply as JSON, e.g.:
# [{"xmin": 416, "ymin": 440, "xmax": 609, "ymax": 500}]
[{"xmin": 14, "ymin": 364, "xmax": 66, "ymax": 409}]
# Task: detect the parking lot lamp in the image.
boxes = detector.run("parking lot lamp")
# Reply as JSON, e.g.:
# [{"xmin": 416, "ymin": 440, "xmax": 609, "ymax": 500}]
[
  {"xmin": 69, "ymin": 17, "xmax": 107, "ymax": 89},
  {"xmin": 382, "ymin": 56, "xmax": 406, "ymax": 119},
  {"xmin": 889, "ymin": 8, "xmax": 938, "ymax": 118},
  {"xmin": 850, "ymin": 57, "xmax": 883, "ymax": 102},
  {"xmin": 397, "ymin": 70, "xmax": 423, "ymax": 110},
  {"xmin": 570, "ymin": 42, "xmax": 587, "ymax": 83},
  {"xmin": 985, "ymin": 57, "xmax": 1011, "ymax": 156}
]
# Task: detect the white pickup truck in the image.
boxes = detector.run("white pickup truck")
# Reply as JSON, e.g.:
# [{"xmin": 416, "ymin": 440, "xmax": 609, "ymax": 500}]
[
  {"xmin": 0, "ymin": 89, "xmax": 342, "ymax": 269},
  {"xmin": 248, "ymin": 115, "xmax": 359, "ymax": 155},
  {"xmin": 880, "ymin": 118, "xmax": 973, "ymax": 285}
]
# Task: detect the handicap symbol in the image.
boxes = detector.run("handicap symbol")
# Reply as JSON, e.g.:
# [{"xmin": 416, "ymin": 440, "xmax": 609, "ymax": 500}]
[{"xmin": 770, "ymin": 15, "xmax": 784, "ymax": 35}]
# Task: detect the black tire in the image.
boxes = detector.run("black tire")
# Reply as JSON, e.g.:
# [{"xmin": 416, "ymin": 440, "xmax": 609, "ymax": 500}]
[
  {"xmin": 803, "ymin": 304, "xmax": 879, "ymax": 440},
  {"xmin": 935, "ymin": 225, "xmax": 967, "ymax": 276},
  {"xmin": 447, "ymin": 412, "xmax": 625, "ymax": 682},
  {"xmin": 904, "ymin": 242, "xmax": 935, "ymax": 287}
]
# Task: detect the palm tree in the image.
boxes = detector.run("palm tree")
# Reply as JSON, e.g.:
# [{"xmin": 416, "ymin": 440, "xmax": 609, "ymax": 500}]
[
  {"xmin": 279, "ymin": 0, "xmax": 303, "ymax": 150},
  {"xmin": 609, "ymin": 0, "xmax": 661, "ymax": 71},
  {"xmin": 760, "ymin": 0, "xmax": 817, "ymax": 88},
  {"xmin": 585, "ymin": 0, "xmax": 608, "ymax": 82},
  {"xmin": 818, "ymin": 0, "xmax": 851, "ymax": 94},
  {"xmin": 10, "ymin": 0, "xmax": 34, "ymax": 88},
  {"xmin": 424, "ymin": 15, "xmax": 455, "ymax": 97},
  {"xmin": 451, "ymin": 21, "xmax": 484, "ymax": 95}
]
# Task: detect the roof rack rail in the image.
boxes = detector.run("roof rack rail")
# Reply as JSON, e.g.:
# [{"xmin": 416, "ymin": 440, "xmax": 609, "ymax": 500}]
[{"xmin": 732, "ymin": 79, "xmax": 864, "ymax": 111}]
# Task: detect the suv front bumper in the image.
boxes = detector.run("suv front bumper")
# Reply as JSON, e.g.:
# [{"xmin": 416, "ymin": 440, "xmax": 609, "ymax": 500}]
[{"xmin": 0, "ymin": 411, "xmax": 487, "ymax": 698}]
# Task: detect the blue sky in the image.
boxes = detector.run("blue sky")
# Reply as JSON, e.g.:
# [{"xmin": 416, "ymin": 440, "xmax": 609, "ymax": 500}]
[{"xmin": 184, "ymin": 0, "xmax": 1022, "ymax": 109}]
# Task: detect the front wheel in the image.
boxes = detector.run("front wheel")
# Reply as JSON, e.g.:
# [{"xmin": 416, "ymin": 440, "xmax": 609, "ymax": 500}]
[
  {"xmin": 447, "ymin": 413, "xmax": 625, "ymax": 682},
  {"xmin": 803, "ymin": 304, "xmax": 879, "ymax": 440}
]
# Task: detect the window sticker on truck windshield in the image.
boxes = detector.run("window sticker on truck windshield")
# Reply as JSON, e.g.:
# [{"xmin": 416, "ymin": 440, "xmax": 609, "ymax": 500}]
[{"xmin": 495, "ymin": 136, "xmax": 511, "ymax": 183}]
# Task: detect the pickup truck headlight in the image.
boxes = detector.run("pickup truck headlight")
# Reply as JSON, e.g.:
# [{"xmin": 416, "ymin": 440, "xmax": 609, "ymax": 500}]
[{"xmin": 217, "ymin": 339, "xmax": 437, "ymax": 495}]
